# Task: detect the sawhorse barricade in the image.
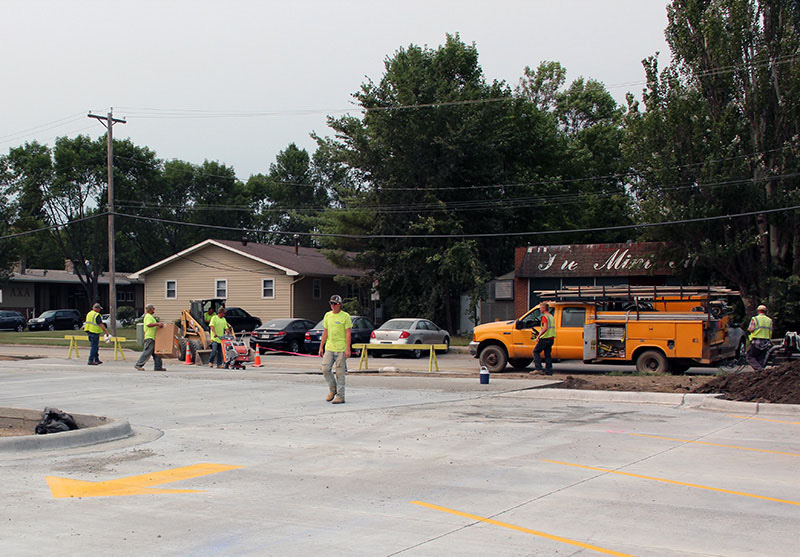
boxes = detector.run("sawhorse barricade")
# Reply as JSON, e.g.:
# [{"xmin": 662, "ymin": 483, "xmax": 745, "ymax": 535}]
[
  {"xmin": 65, "ymin": 335, "xmax": 127, "ymax": 361},
  {"xmin": 351, "ymin": 343, "xmax": 448, "ymax": 372}
]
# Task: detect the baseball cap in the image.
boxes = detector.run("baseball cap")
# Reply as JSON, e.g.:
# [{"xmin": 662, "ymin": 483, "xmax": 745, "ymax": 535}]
[{"xmin": 329, "ymin": 295, "xmax": 342, "ymax": 304}]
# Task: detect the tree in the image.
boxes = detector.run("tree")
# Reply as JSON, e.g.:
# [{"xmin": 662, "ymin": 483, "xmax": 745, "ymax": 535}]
[
  {"xmin": 318, "ymin": 34, "xmax": 570, "ymax": 331},
  {"xmin": 623, "ymin": 0, "xmax": 800, "ymax": 327},
  {"xmin": 1, "ymin": 136, "xmax": 108, "ymax": 303},
  {"xmin": 517, "ymin": 63, "xmax": 633, "ymax": 244},
  {"xmin": 245, "ymin": 143, "xmax": 330, "ymax": 246}
]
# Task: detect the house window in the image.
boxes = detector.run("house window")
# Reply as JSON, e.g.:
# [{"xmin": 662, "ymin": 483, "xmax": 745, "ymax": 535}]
[
  {"xmin": 215, "ymin": 279, "xmax": 227, "ymax": 299},
  {"xmin": 262, "ymin": 278, "xmax": 275, "ymax": 299},
  {"xmin": 165, "ymin": 280, "xmax": 177, "ymax": 299},
  {"xmin": 312, "ymin": 279, "xmax": 321, "ymax": 300}
]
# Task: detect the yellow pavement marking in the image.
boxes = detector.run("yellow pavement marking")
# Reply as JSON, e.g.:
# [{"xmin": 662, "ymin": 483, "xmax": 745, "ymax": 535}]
[
  {"xmin": 47, "ymin": 463, "xmax": 243, "ymax": 498},
  {"xmin": 411, "ymin": 500, "xmax": 635, "ymax": 557},
  {"xmin": 544, "ymin": 460, "xmax": 800, "ymax": 507},
  {"xmin": 628, "ymin": 432, "xmax": 800, "ymax": 457},
  {"xmin": 729, "ymin": 414, "xmax": 800, "ymax": 425}
]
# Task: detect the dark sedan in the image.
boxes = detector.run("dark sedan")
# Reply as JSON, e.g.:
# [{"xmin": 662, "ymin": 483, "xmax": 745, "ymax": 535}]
[
  {"xmin": 250, "ymin": 318, "xmax": 315, "ymax": 355},
  {"xmin": 304, "ymin": 315, "xmax": 376, "ymax": 355},
  {"xmin": 223, "ymin": 307, "xmax": 262, "ymax": 333},
  {"xmin": 0, "ymin": 310, "xmax": 26, "ymax": 332}
]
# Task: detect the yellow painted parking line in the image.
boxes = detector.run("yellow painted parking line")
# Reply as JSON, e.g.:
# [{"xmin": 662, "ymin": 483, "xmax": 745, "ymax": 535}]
[
  {"xmin": 729, "ymin": 414, "xmax": 800, "ymax": 425},
  {"xmin": 47, "ymin": 463, "xmax": 243, "ymax": 498},
  {"xmin": 627, "ymin": 432, "xmax": 800, "ymax": 457},
  {"xmin": 411, "ymin": 500, "xmax": 635, "ymax": 557},
  {"xmin": 544, "ymin": 460, "xmax": 800, "ymax": 507}
]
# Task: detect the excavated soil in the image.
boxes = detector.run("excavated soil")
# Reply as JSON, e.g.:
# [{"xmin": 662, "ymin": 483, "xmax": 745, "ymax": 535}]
[{"xmin": 691, "ymin": 360, "xmax": 800, "ymax": 404}]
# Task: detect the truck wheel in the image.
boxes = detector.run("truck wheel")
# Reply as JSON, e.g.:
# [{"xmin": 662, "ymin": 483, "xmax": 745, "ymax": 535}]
[
  {"xmin": 636, "ymin": 350, "xmax": 669, "ymax": 374},
  {"xmin": 479, "ymin": 345, "xmax": 508, "ymax": 373},
  {"xmin": 508, "ymin": 358, "xmax": 532, "ymax": 370}
]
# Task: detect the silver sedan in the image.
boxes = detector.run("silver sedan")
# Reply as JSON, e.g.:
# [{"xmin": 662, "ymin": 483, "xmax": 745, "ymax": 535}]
[{"xmin": 370, "ymin": 318, "xmax": 450, "ymax": 358}]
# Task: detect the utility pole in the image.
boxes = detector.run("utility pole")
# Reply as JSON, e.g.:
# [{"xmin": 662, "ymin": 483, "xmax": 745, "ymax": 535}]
[{"xmin": 88, "ymin": 109, "xmax": 126, "ymax": 336}]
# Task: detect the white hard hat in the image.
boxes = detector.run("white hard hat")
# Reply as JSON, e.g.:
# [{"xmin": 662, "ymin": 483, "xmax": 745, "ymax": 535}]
[{"xmin": 757, "ymin": 304, "xmax": 767, "ymax": 312}]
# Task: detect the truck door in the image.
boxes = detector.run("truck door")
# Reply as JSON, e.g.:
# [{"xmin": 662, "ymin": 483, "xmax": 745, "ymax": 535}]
[
  {"xmin": 509, "ymin": 308, "xmax": 540, "ymax": 358},
  {"xmin": 583, "ymin": 323, "xmax": 598, "ymax": 360},
  {"xmin": 553, "ymin": 306, "xmax": 586, "ymax": 359}
]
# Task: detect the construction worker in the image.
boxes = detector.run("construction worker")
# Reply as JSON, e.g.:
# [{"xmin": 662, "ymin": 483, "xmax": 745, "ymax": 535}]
[
  {"xmin": 209, "ymin": 306, "xmax": 233, "ymax": 368},
  {"xmin": 746, "ymin": 304, "xmax": 773, "ymax": 371},
  {"xmin": 135, "ymin": 304, "xmax": 165, "ymax": 371},
  {"xmin": 530, "ymin": 301, "xmax": 556, "ymax": 375},
  {"xmin": 84, "ymin": 302, "xmax": 109, "ymax": 366},
  {"xmin": 319, "ymin": 294, "xmax": 351, "ymax": 404},
  {"xmin": 203, "ymin": 305, "xmax": 216, "ymax": 325}
]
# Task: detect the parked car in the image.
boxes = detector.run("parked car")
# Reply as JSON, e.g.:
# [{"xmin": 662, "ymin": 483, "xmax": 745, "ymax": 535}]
[
  {"xmin": 250, "ymin": 318, "xmax": 315, "ymax": 355},
  {"xmin": 222, "ymin": 307, "xmax": 262, "ymax": 333},
  {"xmin": 370, "ymin": 318, "xmax": 451, "ymax": 358},
  {"xmin": 304, "ymin": 315, "xmax": 376, "ymax": 355},
  {"xmin": 101, "ymin": 314, "xmax": 123, "ymax": 329},
  {"xmin": 0, "ymin": 310, "xmax": 26, "ymax": 332},
  {"xmin": 27, "ymin": 309, "xmax": 82, "ymax": 331}
]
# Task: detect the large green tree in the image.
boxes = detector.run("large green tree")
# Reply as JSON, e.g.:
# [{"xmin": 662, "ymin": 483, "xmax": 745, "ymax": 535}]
[
  {"xmin": 624, "ymin": 0, "xmax": 800, "ymax": 326},
  {"xmin": 1, "ymin": 136, "xmax": 109, "ymax": 302},
  {"xmin": 318, "ymin": 35, "xmax": 569, "ymax": 330},
  {"xmin": 245, "ymin": 143, "xmax": 330, "ymax": 246}
]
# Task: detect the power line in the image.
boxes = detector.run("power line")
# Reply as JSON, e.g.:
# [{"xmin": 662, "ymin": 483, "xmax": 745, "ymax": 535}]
[
  {"xmin": 2, "ymin": 202, "xmax": 797, "ymax": 244},
  {"xmin": 104, "ymin": 204, "xmax": 800, "ymax": 240}
]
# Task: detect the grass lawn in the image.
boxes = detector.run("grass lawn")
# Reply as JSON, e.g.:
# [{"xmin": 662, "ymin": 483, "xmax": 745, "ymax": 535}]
[{"xmin": 0, "ymin": 328, "xmax": 141, "ymax": 349}]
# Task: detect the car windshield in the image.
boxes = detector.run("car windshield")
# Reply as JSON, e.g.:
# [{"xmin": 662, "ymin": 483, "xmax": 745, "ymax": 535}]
[
  {"xmin": 379, "ymin": 319, "xmax": 414, "ymax": 330},
  {"xmin": 38, "ymin": 311, "xmax": 56, "ymax": 318},
  {"xmin": 261, "ymin": 319, "xmax": 293, "ymax": 330},
  {"xmin": 312, "ymin": 320, "xmax": 323, "ymax": 329}
]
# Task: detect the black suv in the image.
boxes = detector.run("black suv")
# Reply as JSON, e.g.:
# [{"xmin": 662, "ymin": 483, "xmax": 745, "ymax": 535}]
[
  {"xmin": 27, "ymin": 309, "xmax": 83, "ymax": 331},
  {"xmin": 223, "ymin": 307, "xmax": 263, "ymax": 333},
  {"xmin": 0, "ymin": 310, "xmax": 26, "ymax": 332}
]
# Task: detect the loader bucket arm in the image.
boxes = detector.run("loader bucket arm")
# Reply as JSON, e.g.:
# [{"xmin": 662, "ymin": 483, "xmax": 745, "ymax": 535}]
[{"xmin": 180, "ymin": 309, "xmax": 210, "ymax": 349}]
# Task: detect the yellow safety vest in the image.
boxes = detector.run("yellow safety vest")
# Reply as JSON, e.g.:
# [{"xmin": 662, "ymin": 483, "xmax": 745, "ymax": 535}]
[
  {"xmin": 539, "ymin": 312, "xmax": 556, "ymax": 339},
  {"xmin": 749, "ymin": 314, "xmax": 773, "ymax": 341},
  {"xmin": 84, "ymin": 310, "xmax": 103, "ymax": 334}
]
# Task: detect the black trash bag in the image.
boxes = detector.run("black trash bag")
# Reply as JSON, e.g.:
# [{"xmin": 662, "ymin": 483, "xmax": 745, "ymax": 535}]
[{"xmin": 35, "ymin": 407, "xmax": 79, "ymax": 435}]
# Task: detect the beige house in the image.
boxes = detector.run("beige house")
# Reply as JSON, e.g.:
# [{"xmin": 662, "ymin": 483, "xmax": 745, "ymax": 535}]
[{"xmin": 129, "ymin": 239, "xmax": 365, "ymax": 323}]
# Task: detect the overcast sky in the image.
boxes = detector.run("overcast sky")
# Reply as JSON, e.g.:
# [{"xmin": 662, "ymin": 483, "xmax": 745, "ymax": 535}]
[{"xmin": 1, "ymin": 0, "xmax": 671, "ymax": 180}]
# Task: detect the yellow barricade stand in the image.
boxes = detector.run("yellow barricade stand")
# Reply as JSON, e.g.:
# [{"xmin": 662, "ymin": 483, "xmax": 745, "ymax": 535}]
[
  {"xmin": 351, "ymin": 343, "xmax": 448, "ymax": 372},
  {"xmin": 65, "ymin": 335, "xmax": 127, "ymax": 361}
]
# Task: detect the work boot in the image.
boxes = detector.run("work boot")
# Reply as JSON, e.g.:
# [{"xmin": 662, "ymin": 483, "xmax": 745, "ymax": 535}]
[
  {"xmin": 326, "ymin": 391, "xmax": 336, "ymax": 402},
  {"xmin": 88, "ymin": 361, "xmax": 99, "ymax": 366},
  {"xmin": 331, "ymin": 396, "xmax": 345, "ymax": 404},
  {"xmin": 134, "ymin": 365, "xmax": 144, "ymax": 371}
]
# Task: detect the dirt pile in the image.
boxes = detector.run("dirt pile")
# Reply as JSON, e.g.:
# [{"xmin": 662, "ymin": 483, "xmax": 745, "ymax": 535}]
[{"xmin": 691, "ymin": 360, "xmax": 800, "ymax": 404}]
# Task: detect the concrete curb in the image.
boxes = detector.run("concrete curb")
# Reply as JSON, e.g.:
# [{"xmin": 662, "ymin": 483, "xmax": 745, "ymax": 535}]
[
  {"xmin": 0, "ymin": 407, "xmax": 133, "ymax": 452},
  {"xmin": 500, "ymin": 388, "xmax": 800, "ymax": 415}
]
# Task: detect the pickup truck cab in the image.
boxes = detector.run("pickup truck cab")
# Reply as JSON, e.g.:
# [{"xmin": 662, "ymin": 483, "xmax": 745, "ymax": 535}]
[{"xmin": 469, "ymin": 303, "xmax": 590, "ymax": 372}]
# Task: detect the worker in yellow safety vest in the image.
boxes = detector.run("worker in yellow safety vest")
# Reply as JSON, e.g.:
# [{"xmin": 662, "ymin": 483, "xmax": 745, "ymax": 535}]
[
  {"xmin": 746, "ymin": 304, "xmax": 773, "ymax": 371},
  {"xmin": 531, "ymin": 301, "xmax": 556, "ymax": 375},
  {"xmin": 84, "ymin": 302, "xmax": 109, "ymax": 366}
]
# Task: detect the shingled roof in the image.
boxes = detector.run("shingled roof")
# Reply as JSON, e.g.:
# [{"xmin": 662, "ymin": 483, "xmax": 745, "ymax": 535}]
[{"xmin": 129, "ymin": 239, "xmax": 363, "ymax": 279}]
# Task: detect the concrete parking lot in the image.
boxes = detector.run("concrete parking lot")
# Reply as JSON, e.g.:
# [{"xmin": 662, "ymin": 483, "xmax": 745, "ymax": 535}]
[{"xmin": 1, "ymin": 347, "xmax": 799, "ymax": 556}]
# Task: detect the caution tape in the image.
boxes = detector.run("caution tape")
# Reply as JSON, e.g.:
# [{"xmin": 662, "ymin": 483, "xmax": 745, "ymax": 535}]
[{"xmin": 257, "ymin": 347, "xmax": 319, "ymax": 358}]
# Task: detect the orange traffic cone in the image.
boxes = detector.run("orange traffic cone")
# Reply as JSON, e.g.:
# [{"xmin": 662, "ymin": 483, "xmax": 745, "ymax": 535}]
[
  {"xmin": 252, "ymin": 351, "xmax": 262, "ymax": 368},
  {"xmin": 183, "ymin": 346, "xmax": 193, "ymax": 365}
]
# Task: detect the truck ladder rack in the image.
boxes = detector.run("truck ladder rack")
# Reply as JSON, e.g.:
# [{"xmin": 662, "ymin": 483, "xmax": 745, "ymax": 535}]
[{"xmin": 535, "ymin": 285, "xmax": 739, "ymax": 301}]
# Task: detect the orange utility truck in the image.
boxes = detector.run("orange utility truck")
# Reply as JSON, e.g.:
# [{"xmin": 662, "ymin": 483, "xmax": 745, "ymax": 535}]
[{"xmin": 469, "ymin": 286, "xmax": 744, "ymax": 373}]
